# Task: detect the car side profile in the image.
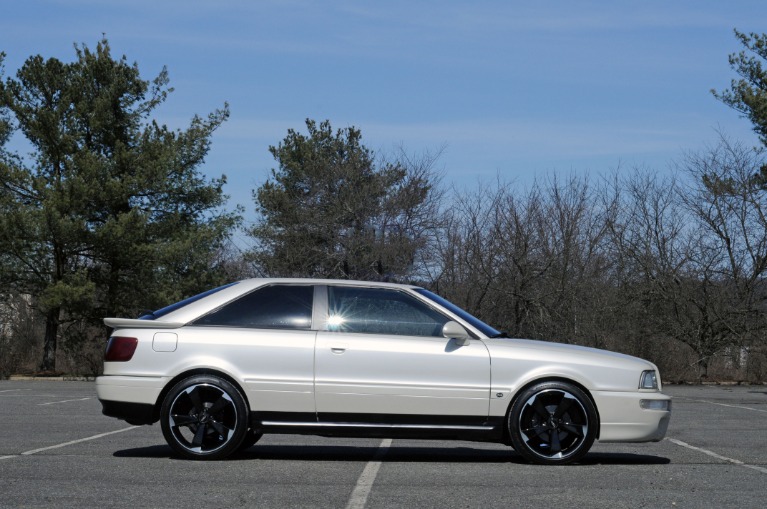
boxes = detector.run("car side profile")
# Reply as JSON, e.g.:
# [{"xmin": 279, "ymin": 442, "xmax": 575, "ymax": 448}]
[{"xmin": 96, "ymin": 278, "xmax": 671, "ymax": 464}]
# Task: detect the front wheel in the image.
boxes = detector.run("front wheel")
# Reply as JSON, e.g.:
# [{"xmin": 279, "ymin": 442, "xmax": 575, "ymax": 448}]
[
  {"xmin": 160, "ymin": 375, "xmax": 248, "ymax": 460},
  {"xmin": 508, "ymin": 381, "xmax": 597, "ymax": 465}
]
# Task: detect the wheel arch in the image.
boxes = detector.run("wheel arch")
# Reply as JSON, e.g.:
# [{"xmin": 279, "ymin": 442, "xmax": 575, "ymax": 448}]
[
  {"xmin": 152, "ymin": 368, "xmax": 251, "ymax": 423},
  {"xmin": 503, "ymin": 376, "xmax": 602, "ymax": 442}
]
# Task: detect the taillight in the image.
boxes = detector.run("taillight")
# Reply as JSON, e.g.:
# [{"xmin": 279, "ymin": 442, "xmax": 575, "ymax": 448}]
[{"xmin": 104, "ymin": 337, "xmax": 138, "ymax": 362}]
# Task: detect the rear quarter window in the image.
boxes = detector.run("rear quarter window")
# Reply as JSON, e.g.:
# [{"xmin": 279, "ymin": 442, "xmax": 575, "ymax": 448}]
[
  {"xmin": 141, "ymin": 283, "xmax": 238, "ymax": 320},
  {"xmin": 193, "ymin": 285, "xmax": 313, "ymax": 329}
]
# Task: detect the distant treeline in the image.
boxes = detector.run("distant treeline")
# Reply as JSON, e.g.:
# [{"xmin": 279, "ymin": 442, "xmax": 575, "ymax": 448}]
[{"xmin": 2, "ymin": 33, "xmax": 767, "ymax": 381}]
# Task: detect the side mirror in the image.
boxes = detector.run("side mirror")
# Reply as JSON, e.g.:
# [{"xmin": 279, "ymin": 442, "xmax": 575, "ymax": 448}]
[{"xmin": 442, "ymin": 321, "xmax": 470, "ymax": 346}]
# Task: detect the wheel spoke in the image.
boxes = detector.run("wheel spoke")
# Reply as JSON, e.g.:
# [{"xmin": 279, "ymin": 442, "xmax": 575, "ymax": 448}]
[
  {"xmin": 208, "ymin": 395, "xmax": 230, "ymax": 415},
  {"xmin": 531, "ymin": 397, "xmax": 550, "ymax": 419},
  {"xmin": 210, "ymin": 420, "xmax": 229, "ymax": 438},
  {"xmin": 171, "ymin": 414, "xmax": 197, "ymax": 427},
  {"xmin": 522, "ymin": 424, "xmax": 548, "ymax": 440},
  {"xmin": 192, "ymin": 422, "xmax": 206, "ymax": 448},
  {"xmin": 188, "ymin": 387, "xmax": 204, "ymax": 413},
  {"xmin": 532, "ymin": 424, "xmax": 548, "ymax": 440},
  {"xmin": 550, "ymin": 429, "xmax": 561, "ymax": 454},
  {"xmin": 553, "ymin": 397, "xmax": 574, "ymax": 419},
  {"xmin": 562, "ymin": 423, "xmax": 584, "ymax": 437}
]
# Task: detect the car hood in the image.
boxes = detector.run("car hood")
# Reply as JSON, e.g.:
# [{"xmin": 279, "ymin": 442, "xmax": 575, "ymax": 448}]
[{"xmin": 480, "ymin": 337, "xmax": 660, "ymax": 392}]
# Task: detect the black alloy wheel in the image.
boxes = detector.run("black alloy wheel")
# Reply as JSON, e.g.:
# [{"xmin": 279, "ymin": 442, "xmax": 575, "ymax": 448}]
[
  {"xmin": 508, "ymin": 381, "xmax": 597, "ymax": 465},
  {"xmin": 160, "ymin": 375, "xmax": 248, "ymax": 460}
]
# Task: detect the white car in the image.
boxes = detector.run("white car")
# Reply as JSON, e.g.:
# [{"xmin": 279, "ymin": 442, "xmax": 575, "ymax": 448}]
[{"xmin": 96, "ymin": 278, "xmax": 671, "ymax": 464}]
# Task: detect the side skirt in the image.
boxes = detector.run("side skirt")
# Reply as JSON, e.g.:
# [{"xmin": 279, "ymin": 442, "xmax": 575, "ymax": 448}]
[{"xmin": 249, "ymin": 412, "xmax": 505, "ymax": 442}]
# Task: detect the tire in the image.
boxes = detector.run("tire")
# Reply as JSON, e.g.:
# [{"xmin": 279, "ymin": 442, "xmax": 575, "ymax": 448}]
[
  {"xmin": 508, "ymin": 381, "xmax": 597, "ymax": 465},
  {"xmin": 160, "ymin": 375, "xmax": 248, "ymax": 460},
  {"xmin": 237, "ymin": 428, "xmax": 263, "ymax": 451}
]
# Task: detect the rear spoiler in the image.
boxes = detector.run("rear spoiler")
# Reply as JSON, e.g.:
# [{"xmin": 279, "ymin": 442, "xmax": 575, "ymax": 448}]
[{"xmin": 104, "ymin": 317, "xmax": 185, "ymax": 330}]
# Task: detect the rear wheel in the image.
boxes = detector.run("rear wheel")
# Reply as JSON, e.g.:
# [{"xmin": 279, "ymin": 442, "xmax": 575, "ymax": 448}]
[
  {"xmin": 508, "ymin": 381, "xmax": 597, "ymax": 465},
  {"xmin": 160, "ymin": 375, "xmax": 248, "ymax": 460}
]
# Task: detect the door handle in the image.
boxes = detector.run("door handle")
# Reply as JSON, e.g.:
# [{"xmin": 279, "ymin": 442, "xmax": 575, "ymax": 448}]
[{"xmin": 330, "ymin": 343, "xmax": 348, "ymax": 354}]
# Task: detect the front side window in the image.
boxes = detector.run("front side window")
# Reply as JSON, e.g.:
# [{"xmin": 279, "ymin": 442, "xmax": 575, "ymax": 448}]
[
  {"xmin": 328, "ymin": 286, "xmax": 448, "ymax": 337},
  {"xmin": 415, "ymin": 288, "xmax": 500, "ymax": 338},
  {"xmin": 193, "ymin": 285, "xmax": 313, "ymax": 329}
]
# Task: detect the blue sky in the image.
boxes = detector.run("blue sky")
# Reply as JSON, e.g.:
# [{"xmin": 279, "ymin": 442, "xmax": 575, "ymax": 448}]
[{"xmin": 2, "ymin": 0, "xmax": 766, "ymax": 228}]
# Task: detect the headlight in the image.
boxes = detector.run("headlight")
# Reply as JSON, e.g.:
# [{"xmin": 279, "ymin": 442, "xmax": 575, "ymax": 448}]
[{"xmin": 639, "ymin": 370, "xmax": 658, "ymax": 390}]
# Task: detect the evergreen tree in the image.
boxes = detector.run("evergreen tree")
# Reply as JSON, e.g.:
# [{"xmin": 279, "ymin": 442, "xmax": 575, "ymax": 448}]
[
  {"xmin": 0, "ymin": 39, "xmax": 239, "ymax": 371},
  {"xmin": 250, "ymin": 119, "xmax": 439, "ymax": 280},
  {"xmin": 713, "ymin": 30, "xmax": 767, "ymax": 146}
]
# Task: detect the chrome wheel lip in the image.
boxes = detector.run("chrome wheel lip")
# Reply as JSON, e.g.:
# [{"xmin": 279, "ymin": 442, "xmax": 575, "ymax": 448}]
[
  {"xmin": 168, "ymin": 383, "xmax": 238, "ymax": 455},
  {"xmin": 518, "ymin": 388, "xmax": 589, "ymax": 460}
]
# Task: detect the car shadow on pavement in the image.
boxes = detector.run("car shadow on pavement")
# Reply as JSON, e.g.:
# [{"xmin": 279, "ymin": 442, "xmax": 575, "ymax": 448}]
[
  {"xmin": 576, "ymin": 452, "xmax": 670, "ymax": 465},
  {"xmin": 114, "ymin": 444, "xmax": 669, "ymax": 465}
]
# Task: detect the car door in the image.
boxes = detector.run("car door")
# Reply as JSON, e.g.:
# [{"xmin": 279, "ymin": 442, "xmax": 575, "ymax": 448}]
[{"xmin": 314, "ymin": 285, "xmax": 491, "ymax": 424}]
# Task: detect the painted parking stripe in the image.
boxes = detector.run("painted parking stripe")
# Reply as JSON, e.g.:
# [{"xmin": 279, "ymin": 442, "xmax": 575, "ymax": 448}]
[
  {"xmin": 667, "ymin": 438, "xmax": 767, "ymax": 474},
  {"xmin": 0, "ymin": 389, "xmax": 31, "ymax": 393},
  {"xmin": 345, "ymin": 439, "xmax": 392, "ymax": 509},
  {"xmin": 0, "ymin": 426, "xmax": 138, "ymax": 460},
  {"xmin": 689, "ymin": 399, "xmax": 767, "ymax": 414},
  {"xmin": 38, "ymin": 397, "xmax": 91, "ymax": 406}
]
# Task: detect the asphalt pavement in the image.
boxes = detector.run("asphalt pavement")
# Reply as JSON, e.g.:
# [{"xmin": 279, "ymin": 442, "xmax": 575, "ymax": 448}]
[{"xmin": 0, "ymin": 381, "xmax": 765, "ymax": 508}]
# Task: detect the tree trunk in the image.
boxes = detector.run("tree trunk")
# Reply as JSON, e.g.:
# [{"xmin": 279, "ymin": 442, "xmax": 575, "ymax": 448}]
[
  {"xmin": 697, "ymin": 357, "xmax": 709, "ymax": 382},
  {"xmin": 39, "ymin": 307, "xmax": 60, "ymax": 372}
]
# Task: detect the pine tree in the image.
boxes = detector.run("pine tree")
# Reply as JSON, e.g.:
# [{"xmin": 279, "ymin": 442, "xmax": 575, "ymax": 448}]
[
  {"xmin": 251, "ymin": 119, "xmax": 439, "ymax": 280},
  {"xmin": 713, "ymin": 31, "xmax": 767, "ymax": 146},
  {"xmin": 0, "ymin": 39, "xmax": 239, "ymax": 371}
]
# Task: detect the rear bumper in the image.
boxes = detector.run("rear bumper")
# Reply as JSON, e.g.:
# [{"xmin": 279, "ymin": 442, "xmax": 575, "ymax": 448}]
[
  {"xmin": 96, "ymin": 375, "xmax": 168, "ymax": 425},
  {"xmin": 100, "ymin": 400, "xmax": 157, "ymax": 425},
  {"xmin": 592, "ymin": 390, "xmax": 672, "ymax": 442}
]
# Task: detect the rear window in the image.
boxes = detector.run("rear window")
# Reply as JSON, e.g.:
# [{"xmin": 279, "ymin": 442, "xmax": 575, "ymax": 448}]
[{"xmin": 140, "ymin": 283, "xmax": 238, "ymax": 320}]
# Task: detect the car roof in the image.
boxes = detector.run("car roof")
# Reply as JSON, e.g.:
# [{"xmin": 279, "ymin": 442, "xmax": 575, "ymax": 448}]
[
  {"xmin": 153, "ymin": 278, "xmax": 423, "ymax": 324},
  {"xmin": 238, "ymin": 277, "xmax": 420, "ymax": 289}
]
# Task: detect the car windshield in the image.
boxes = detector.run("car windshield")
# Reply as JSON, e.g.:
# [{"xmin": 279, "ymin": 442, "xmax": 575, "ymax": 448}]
[
  {"xmin": 139, "ymin": 283, "xmax": 238, "ymax": 320},
  {"xmin": 415, "ymin": 288, "xmax": 501, "ymax": 338}
]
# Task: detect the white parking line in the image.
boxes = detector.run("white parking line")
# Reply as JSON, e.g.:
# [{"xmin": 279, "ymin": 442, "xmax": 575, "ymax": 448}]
[
  {"xmin": 38, "ymin": 397, "xmax": 91, "ymax": 406},
  {"xmin": 0, "ymin": 389, "xmax": 31, "ymax": 393},
  {"xmin": 687, "ymin": 399, "xmax": 767, "ymax": 414},
  {"xmin": 345, "ymin": 439, "xmax": 392, "ymax": 509},
  {"xmin": 0, "ymin": 426, "xmax": 138, "ymax": 461},
  {"xmin": 666, "ymin": 438, "xmax": 767, "ymax": 474}
]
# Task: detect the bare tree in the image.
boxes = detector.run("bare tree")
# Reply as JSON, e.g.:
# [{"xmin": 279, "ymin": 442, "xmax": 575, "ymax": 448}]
[
  {"xmin": 603, "ymin": 169, "xmax": 696, "ymax": 365},
  {"xmin": 428, "ymin": 180, "xmax": 508, "ymax": 318},
  {"xmin": 532, "ymin": 175, "xmax": 613, "ymax": 345},
  {"xmin": 678, "ymin": 137, "xmax": 767, "ymax": 376},
  {"xmin": 431, "ymin": 175, "xmax": 615, "ymax": 346}
]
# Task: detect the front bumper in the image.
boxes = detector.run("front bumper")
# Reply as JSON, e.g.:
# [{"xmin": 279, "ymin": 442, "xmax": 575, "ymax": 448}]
[{"xmin": 592, "ymin": 390, "xmax": 672, "ymax": 442}]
